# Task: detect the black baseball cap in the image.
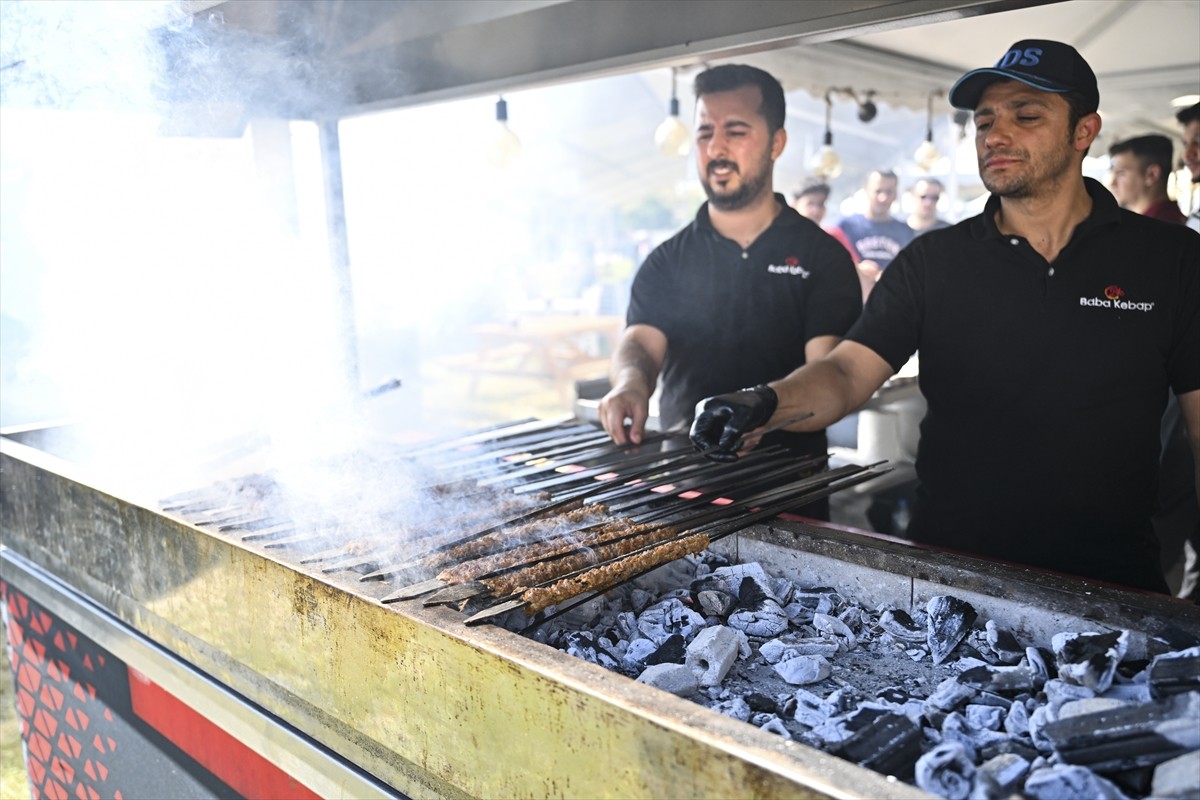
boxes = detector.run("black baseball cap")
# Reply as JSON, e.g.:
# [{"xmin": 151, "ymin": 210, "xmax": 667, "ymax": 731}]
[{"xmin": 948, "ymin": 39, "xmax": 1099, "ymax": 113}]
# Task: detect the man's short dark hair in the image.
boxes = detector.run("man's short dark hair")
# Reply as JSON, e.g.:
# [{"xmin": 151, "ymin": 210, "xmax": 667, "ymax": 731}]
[
  {"xmin": 869, "ymin": 169, "xmax": 899, "ymax": 185},
  {"xmin": 912, "ymin": 177, "xmax": 944, "ymax": 193},
  {"xmin": 792, "ymin": 177, "xmax": 830, "ymax": 202},
  {"xmin": 1177, "ymin": 103, "xmax": 1200, "ymax": 126},
  {"xmin": 1109, "ymin": 134, "xmax": 1174, "ymax": 180},
  {"xmin": 693, "ymin": 64, "xmax": 786, "ymax": 135}
]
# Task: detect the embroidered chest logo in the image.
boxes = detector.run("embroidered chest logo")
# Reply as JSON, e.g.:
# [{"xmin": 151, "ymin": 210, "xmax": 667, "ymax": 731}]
[
  {"xmin": 767, "ymin": 256, "xmax": 810, "ymax": 278},
  {"xmin": 1079, "ymin": 284, "xmax": 1155, "ymax": 312}
]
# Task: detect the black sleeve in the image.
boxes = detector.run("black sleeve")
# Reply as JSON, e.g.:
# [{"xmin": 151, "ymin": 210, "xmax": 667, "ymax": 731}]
[
  {"xmin": 844, "ymin": 236, "xmax": 925, "ymax": 372},
  {"xmin": 803, "ymin": 231, "xmax": 862, "ymax": 342}
]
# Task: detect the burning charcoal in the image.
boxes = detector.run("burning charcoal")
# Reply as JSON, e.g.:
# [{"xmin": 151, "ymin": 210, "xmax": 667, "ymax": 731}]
[
  {"xmin": 1057, "ymin": 696, "xmax": 1129, "ymax": 720},
  {"xmin": 809, "ymin": 705, "xmax": 892, "ymax": 746},
  {"xmin": 1025, "ymin": 645, "xmax": 1054, "ymax": 685},
  {"xmin": 711, "ymin": 562, "xmax": 778, "ymax": 599},
  {"xmin": 1052, "ymin": 630, "xmax": 1128, "ymax": 693},
  {"xmin": 685, "ymin": 625, "xmax": 741, "ymax": 687},
  {"xmin": 1026, "ymin": 705, "xmax": 1056, "ymax": 753},
  {"xmin": 1022, "ymin": 764, "xmax": 1131, "ymax": 800},
  {"xmin": 1041, "ymin": 691, "xmax": 1200, "ymax": 773},
  {"xmin": 826, "ymin": 686, "xmax": 865, "ymax": 715},
  {"xmin": 974, "ymin": 753, "xmax": 1030, "ymax": 799},
  {"xmin": 965, "ymin": 703, "xmax": 1003, "ymax": 731},
  {"xmin": 696, "ymin": 588, "xmax": 736, "ymax": 617},
  {"xmin": 1101, "ymin": 682, "xmax": 1152, "ymax": 704},
  {"xmin": 829, "ymin": 712, "xmax": 922, "ymax": 777},
  {"xmin": 813, "ymin": 612, "xmax": 858, "ymax": 651},
  {"xmin": 984, "ymin": 619, "xmax": 1025, "ymax": 665},
  {"xmin": 924, "ymin": 676, "xmax": 979, "ymax": 724},
  {"xmin": 744, "ymin": 692, "xmax": 778, "ymax": 714},
  {"xmin": 710, "ymin": 696, "xmax": 751, "ymax": 722},
  {"xmin": 615, "ymin": 611, "xmax": 638, "ymax": 641},
  {"xmin": 622, "ymin": 638, "xmax": 658, "ymax": 672},
  {"xmin": 792, "ymin": 688, "xmax": 836, "ymax": 728},
  {"xmin": 1149, "ymin": 646, "xmax": 1200, "ymax": 698},
  {"xmin": 630, "ymin": 588, "xmax": 654, "ymax": 614},
  {"xmin": 1151, "ymin": 749, "xmax": 1200, "ymax": 798},
  {"xmin": 979, "ymin": 736, "xmax": 1039, "ymax": 764},
  {"xmin": 838, "ymin": 606, "xmax": 863, "ymax": 631},
  {"xmin": 645, "ymin": 633, "xmax": 686, "ymax": 666},
  {"xmin": 1003, "ymin": 700, "xmax": 1030, "ymax": 737},
  {"xmin": 774, "ymin": 654, "xmax": 832, "ymax": 686},
  {"xmin": 754, "ymin": 714, "xmax": 792, "ymax": 738},
  {"xmin": 727, "ymin": 579, "xmax": 789, "ymax": 638},
  {"xmin": 787, "ymin": 591, "xmax": 836, "ymax": 622},
  {"xmin": 941, "ymin": 711, "xmax": 1010, "ymax": 761},
  {"xmin": 637, "ymin": 598, "xmax": 707, "ymax": 645},
  {"xmin": 1044, "ymin": 678, "xmax": 1096, "ymax": 714},
  {"xmin": 957, "ymin": 664, "xmax": 1037, "ymax": 695},
  {"xmin": 926, "ymin": 595, "xmax": 978, "ymax": 666},
  {"xmin": 636, "ymin": 663, "xmax": 699, "ymax": 697},
  {"xmin": 970, "ymin": 691, "xmax": 1013, "ymax": 710},
  {"xmin": 760, "ymin": 634, "xmax": 839, "ymax": 663},
  {"xmin": 775, "ymin": 693, "xmax": 797, "ymax": 718},
  {"xmin": 563, "ymin": 632, "xmax": 620, "ymax": 669},
  {"xmin": 879, "ymin": 608, "xmax": 928, "ymax": 642},
  {"xmin": 914, "ymin": 740, "xmax": 976, "ymax": 800},
  {"xmin": 771, "ymin": 578, "xmax": 795, "ymax": 604}
]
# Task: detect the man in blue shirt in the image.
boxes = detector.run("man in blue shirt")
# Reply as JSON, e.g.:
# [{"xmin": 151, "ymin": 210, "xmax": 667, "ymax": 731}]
[{"xmin": 837, "ymin": 169, "xmax": 916, "ymax": 297}]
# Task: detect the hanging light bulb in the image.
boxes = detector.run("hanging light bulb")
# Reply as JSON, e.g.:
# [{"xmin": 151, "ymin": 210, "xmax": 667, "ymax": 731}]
[
  {"xmin": 487, "ymin": 96, "xmax": 522, "ymax": 169},
  {"xmin": 809, "ymin": 90, "xmax": 842, "ymax": 179},
  {"xmin": 914, "ymin": 90, "xmax": 943, "ymax": 171},
  {"xmin": 654, "ymin": 68, "xmax": 690, "ymax": 157}
]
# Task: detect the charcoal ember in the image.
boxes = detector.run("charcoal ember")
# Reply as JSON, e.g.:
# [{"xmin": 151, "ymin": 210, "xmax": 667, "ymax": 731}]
[
  {"xmin": 711, "ymin": 563, "xmax": 778, "ymax": 600},
  {"xmin": 941, "ymin": 710, "xmax": 1010, "ymax": 761},
  {"xmin": 924, "ymin": 676, "xmax": 979, "ymax": 725},
  {"xmin": 1022, "ymin": 764, "xmax": 1132, "ymax": 800},
  {"xmin": 1058, "ymin": 696, "xmax": 1129, "ymax": 719},
  {"xmin": 685, "ymin": 625, "xmax": 740, "ymax": 686},
  {"xmin": 927, "ymin": 595, "xmax": 978, "ymax": 666},
  {"xmin": 1026, "ymin": 705, "xmax": 1057, "ymax": 754},
  {"xmin": 969, "ymin": 691, "xmax": 1013, "ymax": 710},
  {"xmin": 1041, "ymin": 691, "xmax": 1200, "ymax": 773},
  {"xmin": 914, "ymin": 740, "xmax": 976, "ymax": 800},
  {"xmin": 637, "ymin": 598, "xmax": 707, "ymax": 645},
  {"xmin": 809, "ymin": 704, "xmax": 893, "ymax": 747},
  {"xmin": 1044, "ymin": 678, "xmax": 1097, "ymax": 714},
  {"xmin": 1149, "ymin": 646, "xmax": 1200, "ymax": 698},
  {"xmin": 754, "ymin": 713, "xmax": 792, "ymax": 738},
  {"xmin": 744, "ymin": 691, "xmax": 778, "ymax": 714},
  {"xmin": 965, "ymin": 703, "xmax": 1004, "ymax": 731},
  {"xmin": 727, "ymin": 577, "xmax": 789, "ymax": 637},
  {"xmin": 636, "ymin": 663, "xmax": 699, "ymax": 697},
  {"xmin": 828, "ymin": 711, "xmax": 922, "ymax": 778},
  {"xmin": 771, "ymin": 578, "xmax": 795, "ymax": 605},
  {"xmin": 979, "ymin": 736, "xmax": 1039, "ymax": 764},
  {"xmin": 1102, "ymin": 682, "xmax": 1153, "ymax": 704},
  {"xmin": 1052, "ymin": 630, "xmax": 1128, "ymax": 693},
  {"xmin": 710, "ymin": 696, "xmax": 751, "ymax": 722},
  {"xmin": 785, "ymin": 592, "xmax": 836, "ymax": 624},
  {"xmin": 1151, "ymin": 749, "xmax": 1200, "ymax": 798},
  {"xmin": 760, "ymin": 634, "xmax": 839, "ymax": 663},
  {"xmin": 615, "ymin": 611, "xmax": 638, "ymax": 641},
  {"xmin": 774, "ymin": 654, "xmax": 832, "ymax": 686},
  {"xmin": 775, "ymin": 693, "xmax": 797, "ymax": 718},
  {"xmin": 622, "ymin": 638, "xmax": 658, "ymax": 671},
  {"xmin": 629, "ymin": 588, "xmax": 654, "ymax": 615},
  {"xmin": 826, "ymin": 685, "xmax": 865, "ymax": 715},
  {"xmin": 563, "ymin": 632, "xmax": 620, "ymax": 669},
  {"xmin": 838, "ymin": 606, "xmax": 864, "ymax": 631},
  {"xmin": 793, "ymin": 688, "xmax": 836, "ymax": 728},
  {"xmin": 1026, "ymin": 645, "xmax": 1054, "ymax": 685},
  {"xmin": 813, "ymin": 612, "xmax": 858, "ymax": 651},
  {"xmin": 645, "ymin": 633, "xmax": 686, "ymax": 665},
  {"xmin": 696, "ymin": 589, "xmax": 736, "ymax": 617},
  {"xmin": 984, "ymin": 619, "xmax": 1025, "ymax": 665},
  {"xmin": 879, "ymin": 608, "xmax": 928, "ymax": 642},
  {"xmin": 1003, "ymin": 699, "xmax": 1031, "ymax": 737},
  {"xmin": 957, "ymin": 664, "xmax": 1037, "ymax": 694},
  {"xmin": 973, "ymin": 752, "xmax": 1031, "ymax": 799}
]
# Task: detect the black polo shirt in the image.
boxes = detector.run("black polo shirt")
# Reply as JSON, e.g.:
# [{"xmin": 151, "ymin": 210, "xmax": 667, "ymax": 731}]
[
  {"xmin": 847, "ymin": 178, "xmax": 1200, "ymax": 591},
  {"xmin": 627, "ymin": 194, "xmax": 862, "ymax": 456}
]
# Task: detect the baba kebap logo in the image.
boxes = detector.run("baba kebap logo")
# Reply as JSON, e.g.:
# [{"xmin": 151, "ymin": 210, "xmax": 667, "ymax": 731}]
[
  {"xmin": 1079, "ymin": 284, "xmax": 1155, "ymax": 312},
  {"xmin": 767, "ymin": 256, "xmax": 810, "ymax": 278}
]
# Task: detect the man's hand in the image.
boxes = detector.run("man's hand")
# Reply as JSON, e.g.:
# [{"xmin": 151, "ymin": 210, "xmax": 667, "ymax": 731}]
[
  {"xmin": 599, "ymin": 383, "xmax": 652, "ymax": 445},
  {"xmin": 689, "ymin": 385, "xmax": 778, "ymax": 462}
]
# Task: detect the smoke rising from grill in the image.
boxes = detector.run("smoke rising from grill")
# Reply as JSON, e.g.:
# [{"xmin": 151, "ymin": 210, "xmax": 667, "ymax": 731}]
[{"xmin": 0, "ymin": 1, "xmax": 383, "ymax": 507}]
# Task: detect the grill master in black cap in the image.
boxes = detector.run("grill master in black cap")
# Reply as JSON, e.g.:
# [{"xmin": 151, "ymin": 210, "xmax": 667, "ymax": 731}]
[{"xmin": 948, "ymin": 39, "xmax": 1099, "ymax": 113}]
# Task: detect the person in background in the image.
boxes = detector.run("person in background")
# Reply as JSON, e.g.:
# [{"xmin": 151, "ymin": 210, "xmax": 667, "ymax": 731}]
[
  {"xmin": 790, "ymin": 177, "xmax": 860, "ymax": 261},
  {"xmin": 905, "ymin": 177, "xmax": 951, "ymax": 235},
  {"xmin": 837, "ymin": 169, "xmax": 916, "ymax": 298},
  {"xmin": 1178, "ymin": 102, "xmax": 1200, "ymax": 232},
  {"xmin": 1107, "ymin": 134, "xmax": 1186, "ymax": 224},
  {"xmin": 598, "ymin": 64, "xmax": 862, "ymax": 520},
  {"xmin": 690, "ymin": 39, "xmax": 1200, "ymax": 594}
]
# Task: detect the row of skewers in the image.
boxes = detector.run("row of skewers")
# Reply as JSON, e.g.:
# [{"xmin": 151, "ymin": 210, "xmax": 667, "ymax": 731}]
[{"xmin": 161, "ymin": 417, "xmax": 891, "ymax": 627}]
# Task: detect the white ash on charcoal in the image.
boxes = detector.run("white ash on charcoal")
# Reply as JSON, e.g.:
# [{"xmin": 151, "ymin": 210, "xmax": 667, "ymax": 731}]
[{"xmin": 513, "ymin": 551, "xmax": 1200, "ymax": 800}]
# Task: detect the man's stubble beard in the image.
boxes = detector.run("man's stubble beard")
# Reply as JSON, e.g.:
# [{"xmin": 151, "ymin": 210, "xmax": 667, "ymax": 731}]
[{"xmin": 702, "ymin": 151, "xmax": 774, "ymax": 212}]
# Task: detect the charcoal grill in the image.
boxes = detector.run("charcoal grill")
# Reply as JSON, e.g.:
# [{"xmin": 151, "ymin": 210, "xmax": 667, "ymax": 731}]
[{"xmin": 3, "ymin": 419, "xmax": 1198, "ymax": 799}]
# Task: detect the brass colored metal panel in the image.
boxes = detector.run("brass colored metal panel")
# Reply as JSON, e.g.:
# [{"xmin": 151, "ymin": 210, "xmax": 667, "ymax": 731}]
[{"xmin": 2, "ymin": 437, "xmax": 928, "ymax": 799}]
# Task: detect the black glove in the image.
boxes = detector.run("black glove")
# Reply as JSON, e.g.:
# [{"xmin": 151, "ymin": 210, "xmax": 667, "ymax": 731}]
[{"xmin": 689, "ymin": 385, "xmax": 778, "ymax": 462}]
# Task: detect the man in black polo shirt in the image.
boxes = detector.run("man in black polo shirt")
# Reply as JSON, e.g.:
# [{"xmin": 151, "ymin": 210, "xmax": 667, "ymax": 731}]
[
  {"xmin": 598, "ymin": 64, "xmax": 861, "ymax": 517},
  {"xmin": 690, "ymin": 40, "xmax": 1200, "ymax": 593}
]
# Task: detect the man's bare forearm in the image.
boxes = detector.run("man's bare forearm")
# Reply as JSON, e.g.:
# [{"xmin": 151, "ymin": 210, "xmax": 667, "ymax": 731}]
[{"xmin": 610, "ymin": 336, "xmax": 660, "ymax": 395}]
